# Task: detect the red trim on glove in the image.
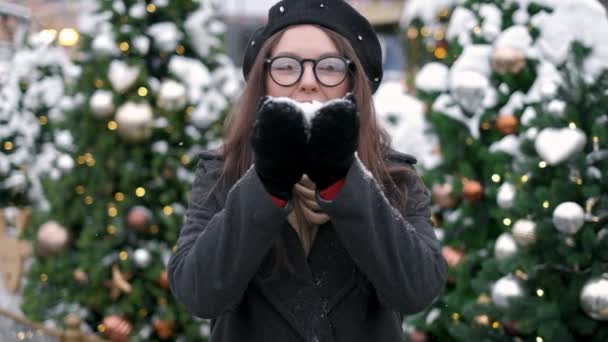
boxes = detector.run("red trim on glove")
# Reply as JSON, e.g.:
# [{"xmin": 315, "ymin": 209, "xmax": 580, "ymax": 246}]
[
  {"xmin": 319, "ymin": 178, "xmax": 345, "ymax": 200},
  {"xmin": 271, "ymin": 196, "xmax": 287, "ymax": 208}
]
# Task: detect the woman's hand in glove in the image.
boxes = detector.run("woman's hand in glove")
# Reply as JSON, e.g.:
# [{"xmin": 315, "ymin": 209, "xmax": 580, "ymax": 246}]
[
  {"xmin": 250, "ymin": 97, "xmax": 308, "ymax": 200},
  {"xmin": 306, "ymin": 93, "xmax": 359, "ymax": 190}
]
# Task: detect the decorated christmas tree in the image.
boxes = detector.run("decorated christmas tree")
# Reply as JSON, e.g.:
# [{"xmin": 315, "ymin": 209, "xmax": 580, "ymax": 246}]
[
  {"xmin": 19, "ymin": 0, "xmax": 240, "ymax": 341},
  {"xmin": 408, "ymin": 0, "xmax": 608, "ymax": 341},
  {"xmin": 399, "ymin": 0, "xmax": 459, "ymax": 88},
  {"xmin": 0, "ymin": 15, "xmax": 80, "ymax": 211}
]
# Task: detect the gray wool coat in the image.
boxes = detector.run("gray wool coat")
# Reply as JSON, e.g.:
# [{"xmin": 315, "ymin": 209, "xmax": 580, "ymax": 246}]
[{"xmin": 168, "ymin": 149, "xmax": 448, "ymax": 342}]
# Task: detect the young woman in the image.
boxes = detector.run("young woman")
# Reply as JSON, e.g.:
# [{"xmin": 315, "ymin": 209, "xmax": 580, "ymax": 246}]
[{"xmin": 168, "ymin": 1, "xmax": 448, "ymax": 341}]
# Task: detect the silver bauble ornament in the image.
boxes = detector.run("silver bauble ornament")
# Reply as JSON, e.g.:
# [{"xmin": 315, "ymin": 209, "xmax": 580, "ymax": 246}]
[
  {"xmin": 133, "ymin": 248, "xmax": 152, "ymax": 268},
  {"xmin": 512, "ymin": 219, "xmax": 537, "ymax": 246},
  {"xmin": 491, "ymin": 275, "xmax": 525, "ymax": 309},
  {"xmin": 580, "ymin": 274, "xmax": 608, "ymax": 321},
  {"xmin": 115, "ymin": 102, "xmax": 154, "ymax": 142},
  {"xmin": 89, "ymin": 90, "xmax": 115, "ymax": 118},
  {"xmin": 157, "ymin": 80, "xmax": 187, "ymax": 111},
  {"xmin": 494, "ymin": 232, "xmax": 518, "ymax": 260},
  {"xmin": 497, "ymin": 182, "xmax": 516, "ymax": 209},
  {"xmin": 553, "ymin": 202, "xmax": 585, "ymax": 235},
  {"xmin": 36, "ymin": 221, "xmax": 69, "ymax": 256}
]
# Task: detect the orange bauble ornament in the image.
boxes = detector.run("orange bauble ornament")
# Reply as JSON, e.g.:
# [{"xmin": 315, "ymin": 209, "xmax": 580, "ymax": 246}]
[
  {"xmin": 158, "ymin": 270, "xmax": 169, "ymax": 289},
  {"xmin": 153, "ymin": 319, "xmax": 175, "ymax": 340},
  {"xmin": 462, "ymin": 179, "xmax": 484, "ymax": 202},
  {"xmin": 496, "ymin": 115, "xmax": 519, "ymax": 135},
  {"xmin": 102, "ymin": 314, "xmax": 132, "ymax": 342}
]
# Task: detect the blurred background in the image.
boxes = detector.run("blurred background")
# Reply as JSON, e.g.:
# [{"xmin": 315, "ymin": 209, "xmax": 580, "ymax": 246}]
[{"xmin": 1, "ymin": 1, "xmax": 607, "ymax": 341}]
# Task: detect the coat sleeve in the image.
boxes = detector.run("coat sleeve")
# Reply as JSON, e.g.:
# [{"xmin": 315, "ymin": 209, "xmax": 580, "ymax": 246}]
[
  {"xmin": 317, "ymin": 156, "xmax": 448, "ymax": 315},
  {"xmin": 168, "ymin": 156, "xmax": 290, "ymax": 318}
]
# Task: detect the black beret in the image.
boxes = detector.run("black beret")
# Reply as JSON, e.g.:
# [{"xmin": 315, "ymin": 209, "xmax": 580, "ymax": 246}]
[{"xmin": 242, "ymin": 0, "xmax": 383, "ymax": 93}]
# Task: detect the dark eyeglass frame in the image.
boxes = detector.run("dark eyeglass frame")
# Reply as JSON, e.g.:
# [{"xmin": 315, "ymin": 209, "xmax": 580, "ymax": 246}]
[{"xmin": 264, "ymin": 55, "xmax": 353, "ymax": 87}]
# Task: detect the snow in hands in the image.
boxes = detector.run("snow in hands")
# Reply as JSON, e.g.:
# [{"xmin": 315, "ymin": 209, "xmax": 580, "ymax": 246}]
[{"xmin": 260, "ymin": 92, "xmax": 355, "ymax": 127}]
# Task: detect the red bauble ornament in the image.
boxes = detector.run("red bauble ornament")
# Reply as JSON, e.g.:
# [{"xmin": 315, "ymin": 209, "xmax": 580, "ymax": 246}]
[
  {"xmin": 126, "ymin": 206, "xmax": 152, "ymax": 232},
  {"xmin": 102, "ymin": 314, "xmax": 132, "ymax": 342}
]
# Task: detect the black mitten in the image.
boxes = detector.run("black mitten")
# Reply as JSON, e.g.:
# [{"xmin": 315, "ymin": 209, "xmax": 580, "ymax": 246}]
[
  {"xmin": 250, "ymin": 97, "xmax": 308, "ymax": 200},
  {"xmin": 307, "ymin": 93, "xmax": 360, "ymax": 190}
]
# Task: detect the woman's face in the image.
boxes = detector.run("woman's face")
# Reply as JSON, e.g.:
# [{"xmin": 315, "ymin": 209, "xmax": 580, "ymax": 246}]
[{"xmin": 265, "ymin": 25, "xmax": 351, "ymax": 102}]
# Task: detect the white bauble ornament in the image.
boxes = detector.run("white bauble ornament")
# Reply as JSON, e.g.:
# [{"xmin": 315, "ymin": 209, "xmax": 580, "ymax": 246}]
[
  {"xmin": 580, "ymin": 274, "xmax": 608, "ymax": 321},
  {"xmin": 512, "ymin": 219, "xmax": 537, "ymax": 246},
  {"xmin": 57, "ymin": 154, "xmax": 75, "ymax": 171},
  {"xmin": 449, "ymin": 70, "xmax": 489, "ymax": 114},
  {"xmin": 494, "ymin": 233, "xmax": 518, "ymax": 260},
  {"xmin": 89, "ymin": 90, "xmax": 115, "ymax": 118},
  {"xmin": 37, "ymin": 221, "xmax": 69, "ymax": 256},
  {"xmin": 491, "ymin": 275, "xmax": 524, "ymax": 309},
  {"xmin": 157, "ymin": 80, "xmax": 187, "ymax": 111},
  {"xmin": 92, "ymin": 33, "xmax": 119, "ymax": 56},
  {"xmin": 553, "ymin": 202, "xmax": 585, "ymax": 235},
  {"xmin": 108, "ymin": 60, "xmax": 140, "ymax": 93},
  {"xmin": 492, "ymin": 47, "xmax": 526, "ymax": 75},
  {"xmin": 133, "ymin": 248, "xmax": 152, "ymax": 268},
  {"xmin": 129, "ymin": 2, "xmax": 146, "ymax": 19},
  {"xmin": 115, "ymin": 102, "xmax": 154, "ymax": 142},
  {"xmin": 497, "ymin": 182, "xmax": 516, "ymax": 209},
  {"xmin": 147, "ymin": 22, "xmax": 182, "ymax": 53},
  {"xmin": 534, "ymin": 128, "xmax": 587, "ymax": 165},
  {"xmin": 132, "ymin": 36, "xmax": 150, "ymax": 55}
]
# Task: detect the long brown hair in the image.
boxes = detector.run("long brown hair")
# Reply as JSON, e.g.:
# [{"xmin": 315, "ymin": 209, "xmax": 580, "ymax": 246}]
[{"xmin": 216, "ymin": 26, "xmax": 412, "ymax": 280}]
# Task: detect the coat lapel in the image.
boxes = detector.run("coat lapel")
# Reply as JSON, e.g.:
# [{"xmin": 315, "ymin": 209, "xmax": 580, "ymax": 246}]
[{"xmin": 252, "ymin": 222, "xmax": 359, "ymax": 342}]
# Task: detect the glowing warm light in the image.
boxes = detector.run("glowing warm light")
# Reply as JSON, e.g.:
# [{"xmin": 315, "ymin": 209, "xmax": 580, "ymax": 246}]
[{"xmin": 58, "ymin": 28, "xmax": 79, "ymax": 47}]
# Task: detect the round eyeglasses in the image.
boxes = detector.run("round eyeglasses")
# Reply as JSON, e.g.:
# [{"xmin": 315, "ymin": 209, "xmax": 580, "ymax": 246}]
[{"xmin": 265, "ymin": 56, "xmax": 353, "ymax": 87}]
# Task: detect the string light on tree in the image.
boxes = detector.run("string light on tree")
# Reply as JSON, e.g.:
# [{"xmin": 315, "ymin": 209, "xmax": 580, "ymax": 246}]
[{"xmin": 58, "ymin": 28, "xmax": 79, "ymax": 47}]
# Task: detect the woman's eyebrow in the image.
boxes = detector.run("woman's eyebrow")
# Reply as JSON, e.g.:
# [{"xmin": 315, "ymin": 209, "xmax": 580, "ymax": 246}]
[{"xmin": 272, "ymin": 51, "xmax": 341, "ymax": 59}]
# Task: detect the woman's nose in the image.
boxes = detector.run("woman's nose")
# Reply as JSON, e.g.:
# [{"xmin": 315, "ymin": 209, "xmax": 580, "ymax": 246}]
[{"xmin": 298, "ymin": 64, "xmax": 318, "ymax": 90}]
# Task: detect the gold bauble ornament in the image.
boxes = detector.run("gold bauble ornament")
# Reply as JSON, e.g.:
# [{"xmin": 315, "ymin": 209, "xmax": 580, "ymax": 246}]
[
  {"xmin": 102, "ymin": 314, "xmax": 132, "ymax": 342},
  {"xmin": 496, "ymin": 115, "xmax": 519, "ymax": 135},
  {"xmin": 462, "ymin": 180, "xmax": 484, "ymax": 202},
  {"xmin": 73, "ymin": 268, "xmax": 89, "ymax": 285},
  {"xmin": 492, "ymin": 47, "xmax": 526, "ymax": 75}
]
